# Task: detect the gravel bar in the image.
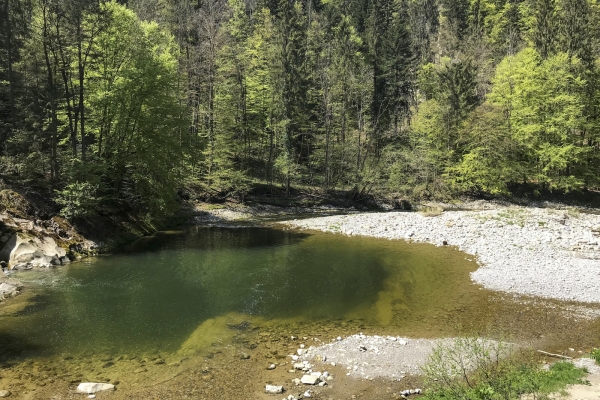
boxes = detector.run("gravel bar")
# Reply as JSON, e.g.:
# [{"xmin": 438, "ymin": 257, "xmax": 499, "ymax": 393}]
[{"xmin": 282, "ymin": 204, "xmax": 600, "ymax": 303}]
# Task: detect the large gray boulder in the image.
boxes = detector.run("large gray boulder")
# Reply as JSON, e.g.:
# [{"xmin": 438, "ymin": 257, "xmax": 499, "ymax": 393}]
[{"xmin": 0, "ymin": 233, "xmax": 66, "ymax": 269}]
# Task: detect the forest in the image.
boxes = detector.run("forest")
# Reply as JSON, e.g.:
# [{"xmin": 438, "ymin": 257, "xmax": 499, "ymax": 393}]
[{"xmin": 1, "ymin": 0, "xmax": 599, "ymax": 220}]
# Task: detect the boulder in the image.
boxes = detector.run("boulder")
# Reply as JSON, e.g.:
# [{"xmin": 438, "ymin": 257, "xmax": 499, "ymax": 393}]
[
  {"xmin": 0, "ymin": 233, "xmax": 66, "ymax": 269},
  {"xmin": 76, "ymin": 382, "xmax": 115, "ymax": 394},
  {"xmin": 0, "ymin": 390, "xmax": 11, "ymax": 398},
  {"xmin": 0, "ymin": 278, "xmax": 22, "ymax": 300}
]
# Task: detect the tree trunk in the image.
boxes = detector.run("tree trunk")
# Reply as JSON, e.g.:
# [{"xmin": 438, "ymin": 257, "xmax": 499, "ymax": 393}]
[
  {"xmin": 42, "ymin": 2, "xmax": 58, "ymax": 181},
  {"xmin": 77, "ymin": 12, "xmax": 86, "ymax": 162}
]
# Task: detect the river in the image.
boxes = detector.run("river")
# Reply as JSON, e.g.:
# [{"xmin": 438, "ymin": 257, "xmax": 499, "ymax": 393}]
[{"xmin": 0, "ymin": 224, "xmax": 599, "ymax": 399}]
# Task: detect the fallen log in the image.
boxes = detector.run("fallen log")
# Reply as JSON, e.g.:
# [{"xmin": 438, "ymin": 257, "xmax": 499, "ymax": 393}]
[{"xmin": 537, "ymin": 350, "xmax": 573, "ymax": 360}]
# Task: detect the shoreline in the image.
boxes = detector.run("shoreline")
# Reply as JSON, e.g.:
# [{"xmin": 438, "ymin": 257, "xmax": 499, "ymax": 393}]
[{"xmin": 278, "ymin": 202, "xmax": 600, "ymax": 304}]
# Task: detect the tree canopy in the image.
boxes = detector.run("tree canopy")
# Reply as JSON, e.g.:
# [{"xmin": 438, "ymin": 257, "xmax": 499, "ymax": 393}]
[{"xmin": 2, "ymin": 0, "xmax": 600, "ymax": 219}]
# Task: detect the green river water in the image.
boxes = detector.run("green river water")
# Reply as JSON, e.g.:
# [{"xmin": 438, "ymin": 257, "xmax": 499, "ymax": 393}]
[
  {"xmin": 1, "ymin": 224, "xmax": 599, "ymax": 398},
  {"xmin": 1, "ymin": 225, "xmax": 486, "ymax": 359}
]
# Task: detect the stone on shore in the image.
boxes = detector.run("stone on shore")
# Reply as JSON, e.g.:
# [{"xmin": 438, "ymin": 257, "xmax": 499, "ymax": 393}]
[
  {"xmin": 265, "ymin": 384, "xmax": 283, "ymax": 394},
  {"xmin": 300, "ymin": 375, "xmax": 320, "ymax": 385}
]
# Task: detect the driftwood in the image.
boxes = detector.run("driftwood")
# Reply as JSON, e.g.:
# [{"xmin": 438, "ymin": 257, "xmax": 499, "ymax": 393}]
[{"xmin": 537, "ymin": 350, "xmax": 573, "ymax": 360}]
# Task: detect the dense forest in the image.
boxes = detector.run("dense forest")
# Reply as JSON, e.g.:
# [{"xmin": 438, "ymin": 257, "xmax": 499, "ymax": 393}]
[{"xmin": 1, "ymin": 0, "xmax": 600, "ymax": 220}]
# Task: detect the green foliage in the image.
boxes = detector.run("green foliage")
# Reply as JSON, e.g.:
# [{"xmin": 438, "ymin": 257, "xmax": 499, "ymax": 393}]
[
  {"xmin": 85, "ymin": 1, "xmax": 185, "ymax": 216},
  {"xmin": 487, "ymin": 48, "xmax": 586, "ymax": 191},
  {"xmin": 55, "ymin": 182, "xmax": 100, "ymax": 219},
  {"xmin": 5, "ymin": 0, "xmax": 600, "ymax": 213},
  {"xmin": 422, "ymin": 337, "xmax": 587, "ymax": 400},
  {"xmin": 590, "ymin": 348, "xmax": 600, "ymax": 364}
]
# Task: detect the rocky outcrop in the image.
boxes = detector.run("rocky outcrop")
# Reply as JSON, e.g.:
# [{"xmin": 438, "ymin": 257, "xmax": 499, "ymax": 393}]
[
  {"xmin": 0, "ymin": 233, "xmax": 67, "ymax": 269},
  {"xmin": 0, "ymin": 190, "xmax": 91, "ymax": 271}
]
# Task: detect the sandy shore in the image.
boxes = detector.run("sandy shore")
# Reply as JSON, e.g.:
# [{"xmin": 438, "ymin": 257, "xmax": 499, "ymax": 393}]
[{"xmin": 280, "ymin": 202, "xmax": 600, "ymax": 303}]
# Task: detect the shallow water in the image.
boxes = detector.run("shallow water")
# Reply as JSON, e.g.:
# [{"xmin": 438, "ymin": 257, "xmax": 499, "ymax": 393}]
[{"xmin": 0, "ymin": 225, "xmax": 490, "ymax": 360}]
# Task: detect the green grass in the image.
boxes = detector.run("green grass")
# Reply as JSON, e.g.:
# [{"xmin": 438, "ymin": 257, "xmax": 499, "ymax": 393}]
[{"xmin": 421, "ymin": 338, "xmax": 588, "ymax": 400}]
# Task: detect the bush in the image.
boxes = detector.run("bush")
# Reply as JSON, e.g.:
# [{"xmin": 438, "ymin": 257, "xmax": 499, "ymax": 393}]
[
  {"xmin": 55, "ymin": 182, "xmax": 100, "ymax": 220},
  {"xmin": 421, "ymin": 337, "xmax": 587, "ymax": 400},
  {"xmin": 590, "ymin": 348, "xmax": 600, "ymax": 365}
]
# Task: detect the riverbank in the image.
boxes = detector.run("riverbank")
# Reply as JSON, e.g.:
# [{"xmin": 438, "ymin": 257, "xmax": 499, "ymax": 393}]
[{"xmin": 278, "ymin": 201, "xmax": 600, "ymax": 304}]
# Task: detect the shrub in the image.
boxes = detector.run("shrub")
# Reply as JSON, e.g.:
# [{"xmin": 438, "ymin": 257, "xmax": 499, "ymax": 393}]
[
  {"xmin": 590, "ymin": 348, "xmax": 600, "ymax": 364},
  {"xmin": 421, "ymin": 337, "xmax": 587, "ymax": 400},
  {"xmin": 55, "ymin": 182, "xmax": 100, "ymax": 220}
]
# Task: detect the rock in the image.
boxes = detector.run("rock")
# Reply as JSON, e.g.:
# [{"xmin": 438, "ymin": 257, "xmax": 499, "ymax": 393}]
[
  {"xmin": 134, "ymin": 367, "xmax": 147, "ymax": 373},
  {"xmin": 300, "ymin": 375, "xmax": 320, "ymax": 385},
  {"xmin": 76, "ymin": 382, "xmax": 115, "ymax": 394},
  {"xmin": 267, "ymin": 364, "xmax": 276, "ymax": 370},
  {"xmin": 303, "ymin": 390, "xmax": 312, "ymax": 398},
  {"xmin": 0, "ymin": 278, "xmax": 22, "ymax": 300},
  {"xmin": 101, "ymin": 361, "xmax": 114, "ymax": 368},
  {"xmin": 336, "ymin": 336, "xmax": 342, "ymax": 341},
  {"xmin": 392, "ymin": 198, "xmax": 411, "ymax": 210},
  {"xmin": 0, "ymin": 234, "xmax": 66, "ymax": 269},
  {"xmin": 88, "ymin": 396, "xmax": 96, "ymax": 399},
  {"xmin": 265, "ymin": 384, "xmax": 283, "ymax": 394},
  {"xmin": 318, "ymin": 381, "xmax": 327, "ymax": 387},
  {"xmin": 240, "ymin": 353, "xmax": 250, "ymax": 360},
  {"xmin": 293, "ymin": 378, "xmax": 301, "ymax": 385},
  {"xmin": 359, "ymin": 345, "xmax": 367, "ymax": 352},
  {"xmin": 297, "ymin": 349, "xmax": 305, "ymax": 356},
  {"xmin": 293, "ymin": 363, "xmax": 304, "ymax": 370},
  {"xmin": 0, "ymin": 390, "xmax": 11, "ymax": 398}
]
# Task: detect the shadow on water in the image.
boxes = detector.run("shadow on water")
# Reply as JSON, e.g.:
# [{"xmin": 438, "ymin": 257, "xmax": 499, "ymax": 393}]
[
  {"xmin": 11, "ymin": 293, "xmax": 55, "ymax": 317},
  {"xmin": 0, "ymin": 331, "xmax": 46, "ymax": 363}
]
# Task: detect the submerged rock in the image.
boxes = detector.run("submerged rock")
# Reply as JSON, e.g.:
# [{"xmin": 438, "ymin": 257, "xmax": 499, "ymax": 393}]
[
  {"xmin": 0, "ymin": 277, "xmax": 22, "ymax": 301},
  {"xmin": 76, "ymin": 382, "xmax": 115, "ymax": 394}
]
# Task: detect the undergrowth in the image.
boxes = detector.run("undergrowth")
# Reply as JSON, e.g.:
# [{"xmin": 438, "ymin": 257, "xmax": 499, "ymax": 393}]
[
  {"xmin": 590, "ymin": 348, "xmax": 600, "ymax": 364},
  {"xmin": 421, "ymin": 337, "xmax": 588, "ymax": 400}
]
